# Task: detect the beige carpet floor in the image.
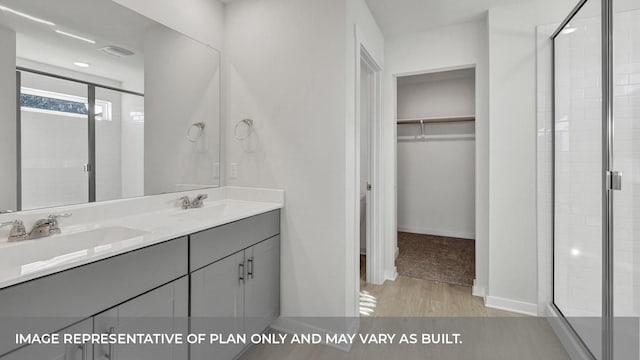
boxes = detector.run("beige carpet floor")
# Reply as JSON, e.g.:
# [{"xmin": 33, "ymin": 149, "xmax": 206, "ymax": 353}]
[{"xmin": 396, "ymin": 232, "xmax": 475, "ymax": 286}]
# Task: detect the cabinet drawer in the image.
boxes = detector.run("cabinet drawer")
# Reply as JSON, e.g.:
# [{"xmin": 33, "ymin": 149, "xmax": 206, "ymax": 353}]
[
  {"xmin": 190, "ymin": 210, "xmax": 280, "ymax": 271},
  {"xmin": 0, "ymin": 238, "xmax": 188, "ymax": 356}
]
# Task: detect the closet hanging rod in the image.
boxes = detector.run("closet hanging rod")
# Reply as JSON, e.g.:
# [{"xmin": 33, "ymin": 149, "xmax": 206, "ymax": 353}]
[{"xmin": 396, "ymin": 116, "xmax": 475, "ymax": 124}]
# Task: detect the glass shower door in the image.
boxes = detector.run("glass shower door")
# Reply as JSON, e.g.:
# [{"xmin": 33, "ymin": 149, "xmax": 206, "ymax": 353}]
[
  {"xmin": 19, "ymin": 71, "xmax": 89, "ymax": 210},
  {"xmin": 553, "ymin": 0, "xmax": 604, "ymax": 357}
]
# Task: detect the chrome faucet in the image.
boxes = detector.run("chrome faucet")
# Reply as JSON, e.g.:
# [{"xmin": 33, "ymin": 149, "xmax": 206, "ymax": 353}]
[
  {"xmin": 179, "ymin": 194, "xmax": 208, "ymax": 209},
  {"xmin": 28, "ymin": 214, "xmax": 72, "ymax": 239},
  {"xmin": 0, "ymin": 220, "xmax": 27, "ymax": 242},
  {"xmin": 0, "ymin": 213, "xmax": 72, "ymax": 242}
]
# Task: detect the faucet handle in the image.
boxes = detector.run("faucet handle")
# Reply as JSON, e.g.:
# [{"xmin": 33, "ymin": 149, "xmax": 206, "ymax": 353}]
[
  {"xmin": 192, "ymin": 194, "xmax": 208, "ymax": 208},
  {"xmin": 1, "ymin": 220, "xmax": 27, "ymax": 242},
  {"xmin": 48, "ymin": 213, "xmax": 72, "ymax": 233},
  {"xmin": 48, "ymin": 213, "xmax": 72, "ymax": 220},
  {"xmin": 179, "ymin": 196, "xmax": 191, "ymax": 209}
]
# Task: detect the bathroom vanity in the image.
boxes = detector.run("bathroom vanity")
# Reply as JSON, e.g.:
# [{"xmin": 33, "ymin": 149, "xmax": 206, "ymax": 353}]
[{"xmin": 0, "ymin": 188, "xmax": 283, "ymax": 360}]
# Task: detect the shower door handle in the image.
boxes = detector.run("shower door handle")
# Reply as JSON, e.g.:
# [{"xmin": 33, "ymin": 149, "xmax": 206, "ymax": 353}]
[{"xmin": 608, "ymin": 171, "xmax": 622, "ymax": 191}]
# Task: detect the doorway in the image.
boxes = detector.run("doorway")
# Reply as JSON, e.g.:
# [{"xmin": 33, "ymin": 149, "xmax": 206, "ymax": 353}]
[{"xmin": 394, "ymin": 68, "xmax": 477, "ymax": 288}]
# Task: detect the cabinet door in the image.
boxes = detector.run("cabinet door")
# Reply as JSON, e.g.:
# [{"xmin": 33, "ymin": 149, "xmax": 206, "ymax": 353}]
[
  {"xmin": 1, "ymin": 318, "xmax": 92, "ymax": 360},
  {"xmin": 190, "ymin": 252, "xmax": 245, "ymax": 360},
  {"xmin": 245, "ymin": 236, "xmax": 280, "ymax": 336},
  {"xmin": 93, "ymin": 277, "xmax": 188, "ymax": 360}
]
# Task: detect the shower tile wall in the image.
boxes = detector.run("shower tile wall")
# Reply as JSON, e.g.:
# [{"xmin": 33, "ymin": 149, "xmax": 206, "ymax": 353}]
[{"xmin": 613, "ymin": 8, "xmax": 640, "ymax": 317}]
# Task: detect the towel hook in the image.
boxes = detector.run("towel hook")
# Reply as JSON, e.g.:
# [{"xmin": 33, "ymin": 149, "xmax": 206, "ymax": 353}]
[{"xmin": 420, "ymin": 119, "xmax": 425, "ymax": 138}]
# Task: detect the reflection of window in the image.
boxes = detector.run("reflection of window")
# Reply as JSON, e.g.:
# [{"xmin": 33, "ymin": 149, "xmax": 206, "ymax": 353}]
[{"xmin": 20, "ymin": 87, "xmax": 112, "ymax": 121}]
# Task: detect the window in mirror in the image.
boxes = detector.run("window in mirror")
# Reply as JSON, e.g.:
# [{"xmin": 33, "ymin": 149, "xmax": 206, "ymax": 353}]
[{"xmin": 20, "ymin": 87, "xmax": 112, "ymax": 121}]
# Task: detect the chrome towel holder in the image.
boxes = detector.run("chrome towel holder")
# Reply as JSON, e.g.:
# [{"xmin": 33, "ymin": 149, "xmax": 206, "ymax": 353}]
[
  {"xmin": 186, "ymin": 122, "xmax": 206, "ymax": 142},
  {"xmin": 234, "ymin": 118, "xmax": 254, "ymax": 140}
]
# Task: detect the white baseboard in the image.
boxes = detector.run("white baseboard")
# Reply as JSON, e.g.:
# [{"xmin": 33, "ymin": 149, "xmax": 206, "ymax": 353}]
[
  {"xmin": 269, "ymin": 317, "xmax": 358, "ymax": 352},
  {"xmin": 384, "ymin": 267, "xmax": 398, "ymax": 281},
  {"xmin": 397, "ymin": 226, "xmax": 475, "ymax": 240},
  {"xmin": 485, "ymin": 296, "xmax": 538, "ymax": 316},
  {"xmin": 545, "ymin": 304, "xmax": 593, "ymax": 360},
  {"xmin": 471, "ymin": 280, "xmax": 486, "ymax": 300}
]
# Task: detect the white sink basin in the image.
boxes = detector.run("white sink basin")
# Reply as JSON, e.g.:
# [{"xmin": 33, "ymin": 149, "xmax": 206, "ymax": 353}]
[{"xmin": 0, "ymin": 226, "xmax": 148, "ymax": 276}]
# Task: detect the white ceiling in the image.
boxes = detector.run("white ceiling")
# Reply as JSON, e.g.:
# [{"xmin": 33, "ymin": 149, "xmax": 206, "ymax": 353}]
[
  {"xmin": 365, "ymin": 0, "xmax": 529, "ymax": 36},
  {"xmin": 0, "ymin": 0, "xmax": 154, "ymax": 86}
]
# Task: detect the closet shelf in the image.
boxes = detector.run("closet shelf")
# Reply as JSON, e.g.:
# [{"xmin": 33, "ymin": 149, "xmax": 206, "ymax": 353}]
[{"xmin": 396, "ymin": 115, "xmax": 475, "ymax": 124}]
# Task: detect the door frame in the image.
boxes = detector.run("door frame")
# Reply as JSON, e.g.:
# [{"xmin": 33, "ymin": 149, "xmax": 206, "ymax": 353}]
[{"xmin": 354, "ymin": 30, "xmax": 384, "ymax": 291}]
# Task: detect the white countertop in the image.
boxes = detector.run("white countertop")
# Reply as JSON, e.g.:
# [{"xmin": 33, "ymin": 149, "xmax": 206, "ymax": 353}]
[{"xmin": 0, "ymin": 187, "xmax": 283, "ymax": 290}]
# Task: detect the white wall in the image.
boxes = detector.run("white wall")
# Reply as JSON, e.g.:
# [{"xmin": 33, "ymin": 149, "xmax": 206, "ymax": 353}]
[
  {"xmin": 396, "ymin": 73, "xmax": 476, "ymax": 239},
  {"xmin": 224, "ymin": 0, "xmax": 348, "ymax": 320},
  {"xmin": 383, "ymin": 17, "xmax": 489, "ymax": 291},
  {"xmin": 397, "ymin": 74, "xmax": 475, "ymax": 119},
  {"xmin": 0, "ymin": 27, "xmax": 16, "ymax": 212},
  {"xmin": 224, "ymin": 0, "xmax": 383, "ymax": 324},
  {"xmin": 487, "ymin": 0, "xmax": 576, "ymax": 311}
]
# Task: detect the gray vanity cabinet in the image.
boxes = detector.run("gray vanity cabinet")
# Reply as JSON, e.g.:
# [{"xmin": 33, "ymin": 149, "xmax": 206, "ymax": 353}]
[
  {"xmin": 190, "ymin": 252, "xmax": 246, "ymax": 360},
  {"xmin": 93, "ymin": 277, "xmax": 189, "ymax": 360},
  {"xmin": 189, "ymin": 210, "xmax": 280, "ymax": 360},
  {"xmin": 1, "ymin": 319, "xmax": 93, "ymax": 360},
  {"xmin": 244, "ymin": 236, "xmax": 280, "ymax": 337},
  {"xmin": 0, "ymin": 210, "xmax": 280, "ymax": 360}
]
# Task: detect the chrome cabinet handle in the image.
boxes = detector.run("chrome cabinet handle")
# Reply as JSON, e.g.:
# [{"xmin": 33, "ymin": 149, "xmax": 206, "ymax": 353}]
[
  {"xmin": 247, "ymin": 257, "xmax": 254, "ymax": 279},
  {"xmin": 106, "ymin": 327, "xmax": 115, "ymax": 360},
  {"xmin": 239, "ymin": 263, "xmax": 245, "ymax": 283}
]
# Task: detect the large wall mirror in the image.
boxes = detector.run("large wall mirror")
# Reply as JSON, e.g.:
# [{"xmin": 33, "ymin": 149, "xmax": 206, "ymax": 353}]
[{"xmin": 0, "ymin": 0, "xmax": 221, "ymax": 212}]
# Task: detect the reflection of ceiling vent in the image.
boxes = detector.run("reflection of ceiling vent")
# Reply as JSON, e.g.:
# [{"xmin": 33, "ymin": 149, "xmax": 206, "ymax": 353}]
[{"xmin": 98, "ymin": 45, "xmax": 135, "ymax": 57}]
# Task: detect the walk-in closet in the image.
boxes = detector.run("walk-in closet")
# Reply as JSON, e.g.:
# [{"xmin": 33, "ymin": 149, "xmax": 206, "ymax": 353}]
[{"xmin": 395, "ymin": 68, "xmax": 476, "ymax": 287}]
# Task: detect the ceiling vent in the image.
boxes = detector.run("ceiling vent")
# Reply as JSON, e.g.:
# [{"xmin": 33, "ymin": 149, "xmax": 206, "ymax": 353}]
[{"xmin": 98, "ymin": 45, "xmax": 135, "ymax": 57}]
